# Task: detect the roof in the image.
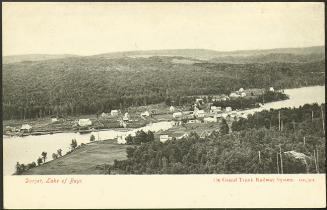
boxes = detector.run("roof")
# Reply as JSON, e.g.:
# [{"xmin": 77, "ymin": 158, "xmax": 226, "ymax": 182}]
[
  {"xmin": 21, "ymin": 124, "xmax": 32, "ymax": 129},
  {"xmin": 173, "ymin": 112, "xmax": 183, "ymax": 115}
]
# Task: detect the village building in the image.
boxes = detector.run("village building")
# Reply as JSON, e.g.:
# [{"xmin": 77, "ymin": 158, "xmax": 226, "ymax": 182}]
[
  {"xmin": 122, "ymin": 116, "xmax": 129, "ymax": 122},
  {"xmin": 243, "ymin": 88, "xmax": 265, "ymax": 97},
  {"xmin": 225, "ymin": 107, "xmax": 232, "ymax": 112},
  {"xmin": 111, "ymin": 110, "xmax": 119, "ymax": 116},
  {"xmin": 160, "ymin": 135, "xmax": 170, "ymax": 143},
  {"xmin": 51, "ymin": 117, "xmax": 58, "ymax": 123},
  {"xmin": 239, "ymin": 88, "xmax": 244, "ymax": 92},
  {"xmin": 173, "ymin": 112, "xmax": 183, "ymax": 119},
  {"xmin": 187, "ymin": 119, "xmax": 196, "ymax": 123},
  {"xmin": 177, "ymin": 133, "xmax": 188, "ymax": 140},
  {"xmin": 182, "ymin": 111, "xmax": 194, "ymax": 115},
  {"xmin": 194, "ymin": 110, "xmax": 205, "ymax": 118},
  {"xmin": 230, "ymin": 111, "xmax": 238, "ymax": 119},
  {"xmin": 123, "ymin": 113, "xmax": 129, "ymax": 121},
  {"xmin": 215, "ymin": 113, "xmax": 223, "ymax": 119},
  {"xmin": 20, "ymin": 124, "xmax": 32, "ymax": 132},
  {"xmin": 221, "ymin": 113, "xmax": 229, "ymax": 119},
  {"xmin": 239, "ymin": 113, "xmax": 247, "ymax": 119},
  {"xmin": 141, "ymin": 111, "xmax": 150, "ymax": 117},
  {"xmin": 204, "ymin": 117, "xmax": 217, "ymax": 123},
  {"xmin": 199, "ymin": 130, "xmax": 211, "ymax": 139},
  {"xmin": 101, "ymin": 112, "xmax": 109, "ymax": 118},
  {"xmin": 78, "ymin": 119, "xmax": 92, "ymax": 127},
  {"xmin": 212, "ymin": 94, "xmax": 230, "ymax": 102},
  {"xmin": 269, "ymin": 87, "xmax": 275, "ymax": 92},
  {"xmin": 210, "ymin": 106, "xmax": 217, "ymax": 112},
  {"xmin": 195, "ymin": 98, "xmax": 204, "ymax": 104},
  {"xmin": 229, "ymin": 92, "xmax": 240, "ymax": 98},
  {"xmin": 169, "ymin": 106, "xmax": 175, "ymax": 113},
  {"xmin": 241, "ymin": 92, "xmax": 247, "ymax": 97},
  {"xmin": 5, "ymin": 126, "xmax": 16, "ymax": 132},
  {"xmin": 210, "ymin": 106, "xmax": 222, "ymax": 114}
]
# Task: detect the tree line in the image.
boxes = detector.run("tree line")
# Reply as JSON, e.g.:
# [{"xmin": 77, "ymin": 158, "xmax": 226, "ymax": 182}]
[
  {"xmin": 213, "ymin": 91, "xmax": 289, "ymax": 110},
  {"xmin": 108, "ymin": 103, "xmax": 325, "ymax": 174}
]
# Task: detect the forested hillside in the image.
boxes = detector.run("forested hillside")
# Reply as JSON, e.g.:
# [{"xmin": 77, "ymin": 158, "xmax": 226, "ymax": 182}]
[
  {"xmin": 110, "ymin": 104, "xmax": 325, "ymax": 174},
  {"xmin": 210, "ymin": 53, "xmax": 324, "ymax": 63},
  {"xmin": 3, "ymin": 54, "xmax": 325, "ymax": 120},
  {"xmin": 3, "ymin": 54, "xmax": 79, "ymax": 64},
  {"xmin": 93, "ymin": 46, "xmax": 324, "ymax": 61}
]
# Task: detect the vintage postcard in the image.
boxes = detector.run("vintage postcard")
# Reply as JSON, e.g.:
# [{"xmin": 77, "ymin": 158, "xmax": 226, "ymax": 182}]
[{"xmin": 2, "ymin": 2, "xmax": 326, "ymax": 208}]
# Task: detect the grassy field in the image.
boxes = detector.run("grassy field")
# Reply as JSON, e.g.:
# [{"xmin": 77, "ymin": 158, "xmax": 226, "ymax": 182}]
[{"xmin": 21, "ymin": 140, "xmax": 130, "ymax": 175}]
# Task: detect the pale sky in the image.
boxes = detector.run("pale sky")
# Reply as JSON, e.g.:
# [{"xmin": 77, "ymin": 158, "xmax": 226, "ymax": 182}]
[{"xmin": 2, "ymin": 2, "xmax": 325, "ymax": 56}]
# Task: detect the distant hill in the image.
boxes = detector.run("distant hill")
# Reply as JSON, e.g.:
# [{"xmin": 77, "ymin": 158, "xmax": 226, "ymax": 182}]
[
  {"xmin": 92, "ymin": 46, "xmax": 325, "ymax": 62},
  {"xmin": 4, "ymin": 46, "xmax": 324, "ymax": 64},
  {"xmin": 210, "ymin": 53, "xmax": 325, "ymax": 63},
  {"xmin": 3, "ymin": 54, "xmax": 80, "ymax": 64}
]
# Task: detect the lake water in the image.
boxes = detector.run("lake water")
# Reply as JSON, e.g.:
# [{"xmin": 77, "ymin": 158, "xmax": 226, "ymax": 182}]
[
  {"xmin": 3, "ymin": 85, "xmax": 325, "ymax": 175},
  {"xmin": 239, "ymin": 85, "xmax": 325, "ymax": 116},
  {"xmin": 3, "ymin": 121, "xmax": 174, "ymax": 175}
]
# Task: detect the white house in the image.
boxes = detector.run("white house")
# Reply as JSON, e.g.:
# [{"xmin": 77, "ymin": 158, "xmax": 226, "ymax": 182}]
[
  {"xmin": 230, "ymin": 112, "xmax": 237, "ymax": 119},
  {"xmin": 222, "ymin": 113, "xmax": 229, "ymax": 119},
  {"xmin": 269, "ymin": 87, "xmax": 275, "ymax": 92},
  {"xmin": 101, "ymin": 112, "xmax": 109, "ymax": 118},
  {"xmin": 195, "ymin": 98, "xmax": 204, "ymax": 104},
  {"xmin": 173, "ymin": 112, "xmax": 183, "ymax": 118},
  {"xmin": 20, "ymin": 124, "xmax": 32, "ymax": 132},
  {"xmin": 225, "ymin": 107, "xmax": 232, "ymax": 112},
  {"xmin": 177, "ymin": 133, "xmax": 188, "ymax": 140},
  {"xmin": 78, "ymin": 119, "xmax": 92, "ymax": 127},
  {"xmin": 141, "ymin": 111, "xmax": 150, "ymax": 117},
  {"xmin": 169, "ymin": 106, "xmax": 175, "ymax": 113},
  {"xmin": 111, "ymin": 110, "xmax": 119, "ymax": 116},
  {"xmin": 195, "ymin": 110, "xmax": 205, "ymax": 118},
  {"xmin": 51, "ymin": 118, "xmax": 58, "ymax": 123},
  {"xmin": 210, "ymin": 106, "xmax": 222, "ymax": 114},
  {"xmin": 123, "ymin": 113, "xmax": 129, "ymax": 121},
  {"xmin": 160, "ymin": 135, "xmax": 170, "ymax": 143},
  {"xmin": 241, "ymin": 92, "xmax": 247, "ymax": 97},
  {"xmin": 204, "ymin": 117, "xmax": 217, "ymax": 123},
  {"xmin": 117, "ymin": 135, "xmax": 127, "ymax": 144},
  {"xmin": 229, "ymin": 92, "xmax": 240, "ymax": 98},
  {"xmin": 239, "ymin": 88, "xmax": 244, "ymax": 92}
]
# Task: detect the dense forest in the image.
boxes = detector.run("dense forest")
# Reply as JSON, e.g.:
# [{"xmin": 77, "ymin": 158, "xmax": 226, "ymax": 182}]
[
  {"xmin": 213, "ymin": 91, "xmax": 289, "ymax": 110},
  {"xmin": 109, "ymin": 104, "xmax": 325, "ymax": 174},
  {"xmin": 3, "ymin": 55, "xmax": 325, "ymax": 120}
]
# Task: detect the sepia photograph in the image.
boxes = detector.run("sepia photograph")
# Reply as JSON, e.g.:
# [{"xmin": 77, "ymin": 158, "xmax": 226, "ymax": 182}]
[{"xmin": 2, "ymin": 1, "xmax": 326, "ymax": 208}]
